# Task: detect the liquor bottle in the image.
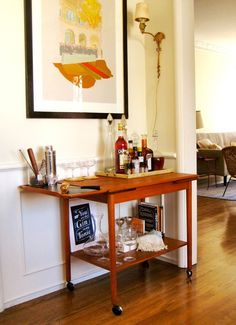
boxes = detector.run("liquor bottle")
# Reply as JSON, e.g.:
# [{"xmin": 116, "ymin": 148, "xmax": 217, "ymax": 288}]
[
  {"xmin": 141, "ymin": 134, "xmax": 153, "ymax": 171},
  {"xmin": 103, "ymin": 113, "xmax": 115, "ymax": 173},
  {"xmin": 115, "ymin": 122, "xmax": 128, "ymax": 174},
  {"xmin": 151, "ymin": 132, "xmax": 165, "ymax": 170},
  {"xmin": 128, "ymin": 140, "xmax": 134, "ymax": 162},
  {"xmin": 132, "ymin": 146, "xmax": 140, "ymax": 174},
  {"xmin": 138, "ymin": 147, "xmax": 144, "ymax": 173}
]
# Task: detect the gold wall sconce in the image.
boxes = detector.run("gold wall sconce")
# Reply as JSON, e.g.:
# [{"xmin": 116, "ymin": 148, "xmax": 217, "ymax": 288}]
[{"xmin": 135, "ymin": 2, "xmax": 165, "ymax": 79}]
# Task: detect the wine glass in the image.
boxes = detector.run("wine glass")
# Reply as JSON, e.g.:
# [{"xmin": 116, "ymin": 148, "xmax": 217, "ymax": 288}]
[
  {"xmin": 70, "ymin": 160, "xmax": 80, "ymax": 178},
  {"xmin": 84, "ymin": 158, "xmax": 96, "ymax": 177},
  {"xmin": 97, "ymin": 238, "xmax": 109, "ymax": 262},
  {"xmin": 115, "ymin": 217, "xmax": 125, "ymax": 259}
]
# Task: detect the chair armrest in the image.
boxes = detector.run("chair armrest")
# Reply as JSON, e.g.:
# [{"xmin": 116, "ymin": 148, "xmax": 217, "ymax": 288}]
[
  {"xmin": 197, "ymin": 149, "xmax": 223, "ymax": 159},
  {"xmin": 197, "ymin": 149, "xmax": 227, "ymax": 176}
]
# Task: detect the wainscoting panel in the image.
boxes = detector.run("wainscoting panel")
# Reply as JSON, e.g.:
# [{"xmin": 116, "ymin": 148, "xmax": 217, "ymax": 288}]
[
  {"xmin": 0, "ymin": 158, "xmax": 177, "ymax": 311},
  {"xmin": 0, "ymin": 165, "xmax": 107, "ymax": 310}
]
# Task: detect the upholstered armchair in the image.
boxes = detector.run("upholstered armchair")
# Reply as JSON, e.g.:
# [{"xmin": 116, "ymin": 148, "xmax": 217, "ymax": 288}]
[{"xmin": 197, "ymin": 149, "xmax": 227, "ymax": 185}]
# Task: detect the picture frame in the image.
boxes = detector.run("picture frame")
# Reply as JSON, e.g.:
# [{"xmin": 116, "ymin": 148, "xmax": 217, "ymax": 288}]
[{"xmin": 24, "ymin": 0, "xmax": 128, "ymax": 119}]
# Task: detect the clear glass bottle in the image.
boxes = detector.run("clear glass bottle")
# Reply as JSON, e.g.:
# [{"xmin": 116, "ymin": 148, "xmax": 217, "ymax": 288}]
[
  {"xmin": 120, "ymin": 114, "xmax": 127, "ymax": 141},
  {"xmin": 104, "ymin": 113, "xmax": 115, "ymax": 174},
  {"xmin": 83, "ymin": 213, "xmax": 109, "ymax": 258}
]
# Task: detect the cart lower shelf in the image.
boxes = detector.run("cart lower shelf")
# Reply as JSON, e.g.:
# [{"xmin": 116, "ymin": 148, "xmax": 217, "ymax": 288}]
[{"xmin": 71, "ymin": 237, "xmax": 187, "ymax": 271}]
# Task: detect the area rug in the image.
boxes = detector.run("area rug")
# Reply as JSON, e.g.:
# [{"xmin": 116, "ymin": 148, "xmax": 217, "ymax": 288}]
[{"xmin": 197, "ymin": 178, "xmax": 236, "ymax": 201}]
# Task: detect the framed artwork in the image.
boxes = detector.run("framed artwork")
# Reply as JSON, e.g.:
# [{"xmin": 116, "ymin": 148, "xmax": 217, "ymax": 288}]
[{"xmin": 24, "ymin": 0, "xmax": 128, "ymax": 119}]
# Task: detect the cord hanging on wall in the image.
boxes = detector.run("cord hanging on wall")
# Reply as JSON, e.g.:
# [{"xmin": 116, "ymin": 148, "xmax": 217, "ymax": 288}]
[
  {"xmin": 134, "ymin": 2, "xmax": 165, "ymax": 79},
  {"xmin": 134, "ymin": 2, "xmax": 166, "ymax": 159}
]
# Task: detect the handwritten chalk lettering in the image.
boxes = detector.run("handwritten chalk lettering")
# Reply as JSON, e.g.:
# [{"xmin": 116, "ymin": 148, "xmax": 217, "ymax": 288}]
[
  {"xmin": 78, "ymin": 227, "xmax": 92, "ymax": 240},
  {"xmin": 71, "ymin": 203, "xmax": 94, "ymax": 245},
  {"xmin": 77, "ymin": 219, "xmax": 91, "ymax": 229}
]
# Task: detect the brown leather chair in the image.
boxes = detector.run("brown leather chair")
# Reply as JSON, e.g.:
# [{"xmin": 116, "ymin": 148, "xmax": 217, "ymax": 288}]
[{"xmin": 222, "ymin": 146, "xmax": 236, "ymax": 196}]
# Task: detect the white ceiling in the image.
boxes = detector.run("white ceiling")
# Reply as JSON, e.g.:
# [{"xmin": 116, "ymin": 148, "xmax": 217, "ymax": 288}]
[{"xmin": 194, "ymin": 0, "xmax": 236, "ymax": 52}]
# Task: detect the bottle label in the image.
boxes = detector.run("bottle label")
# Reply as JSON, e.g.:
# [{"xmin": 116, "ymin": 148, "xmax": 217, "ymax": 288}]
[
  {"xmin": 132, "ymin": 159, "xmax": 140, "ymax": 174},
  {"xmin": 118, "ymin": 149, "xmax": 127, "ymax": 170},
  {"xmin": 146, "ymin": 154, "xmax": 152, "ymax": 171}
]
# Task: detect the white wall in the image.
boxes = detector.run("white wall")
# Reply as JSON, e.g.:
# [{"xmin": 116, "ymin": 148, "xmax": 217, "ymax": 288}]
[
  {"xmin": 0, "ymin": 0, "xmax": 197, "ymax": 311},
  {"xmin": 195, "ymin": 47, "xmax": 236, "ymax": 132},
  {"xmin": 0, "ymin": 0, "xmax": 147, "ymax": 311},
  {"xmin": 0, "ymin": 1, "xmax": 147, "ymax": 166}
]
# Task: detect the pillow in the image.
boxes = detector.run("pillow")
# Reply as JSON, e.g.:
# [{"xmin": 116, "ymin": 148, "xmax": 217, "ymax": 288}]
[
  {"xmin": 208, "ymin": 143, "xmax": 222, "ymax": 150},
  {"xmin": 197, "ymin": 138, "xmax": 221, "ymax": 150},
  {"xmin": 197, "ymin": 138, "xmax": 213, "ymax": 148}
]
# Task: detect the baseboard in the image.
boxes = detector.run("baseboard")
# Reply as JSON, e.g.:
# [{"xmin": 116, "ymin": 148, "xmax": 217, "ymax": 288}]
[{"xmin": 3, "ymin": 269, "xmax": 108, "ymax": 311}]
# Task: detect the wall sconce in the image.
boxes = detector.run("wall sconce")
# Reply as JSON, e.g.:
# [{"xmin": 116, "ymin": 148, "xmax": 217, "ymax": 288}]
[{"xmin": 135, "ymin": 2, "xmax": 165, "ymax": 79}]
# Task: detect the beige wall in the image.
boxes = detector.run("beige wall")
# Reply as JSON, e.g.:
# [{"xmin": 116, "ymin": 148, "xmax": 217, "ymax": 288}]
[
  {"xmin": 195, "ymin": 47, "xmax": 236, "ymax": 132},
  {"xmin": 146, "ymin": 0, "xmax": 176, "ymax": 159}
]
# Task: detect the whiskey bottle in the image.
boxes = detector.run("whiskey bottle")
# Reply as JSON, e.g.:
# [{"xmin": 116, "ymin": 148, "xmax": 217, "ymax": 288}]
[
  {"xmin": 115, "ymin": 123, "xmax": 128, "ymax": 174},
  {"xmin": 141, "ymin": 134, "xmax": 153, "ymax": 171}
]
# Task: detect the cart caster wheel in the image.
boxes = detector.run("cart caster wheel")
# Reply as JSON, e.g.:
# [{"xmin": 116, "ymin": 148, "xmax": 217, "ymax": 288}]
[
  {"xmin": 112, "ymin": 305, "xmax": 123, "ymax": 316},
  {"xmin": 186, "ymin": 269, "xmax": 192, "ymax": 278},
  {"xmin": 66, "ymin": 281, "xmax": 74, "ymax": 291},
  {"xmin": 142, "ymin": 261, "xmax": 149, "ymax": 268}
]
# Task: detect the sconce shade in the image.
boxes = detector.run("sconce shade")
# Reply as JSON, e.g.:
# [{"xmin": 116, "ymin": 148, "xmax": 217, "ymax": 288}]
[
  {"xmin": 196, "ymin": 110, "xmax": 204, "ymax": 129},
  {"xmin": 135, "ymin": 2, "xmax": 150, "ymax": 22}
]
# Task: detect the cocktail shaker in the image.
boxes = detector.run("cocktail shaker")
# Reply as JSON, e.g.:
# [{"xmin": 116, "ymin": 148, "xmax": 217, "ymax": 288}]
[{"xmin": 45, "ymin": 145, "xmax": 57, "ymax": 185}]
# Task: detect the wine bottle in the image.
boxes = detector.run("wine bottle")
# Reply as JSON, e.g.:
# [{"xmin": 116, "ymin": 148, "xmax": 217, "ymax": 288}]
[
  {"xmin": 141, "ymin": 134, "xmax": 153, "ymax": 171},
  {"xmin": 115, "ymin": 123, "xmax": 128, "ymax": 174}
]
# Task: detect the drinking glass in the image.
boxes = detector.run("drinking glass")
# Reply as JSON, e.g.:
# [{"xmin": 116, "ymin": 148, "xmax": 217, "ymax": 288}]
[
  {"xmin": 123, "ymin": 217, "xmax": 137, "ymax": 262},
  {"xmin": 97, "ymin": 239, "xmax": 109, "ymax": 262},
  {"xmin": 70, "ymin": 160, "xmax": 80, "ymax": 178},
  {"xmin": 115, "ymin": 217, "xmax": 125, "ymax": 260},
  {"xmin": 84, "ymin": 158, "xmax": 96, "ymax": 177}
]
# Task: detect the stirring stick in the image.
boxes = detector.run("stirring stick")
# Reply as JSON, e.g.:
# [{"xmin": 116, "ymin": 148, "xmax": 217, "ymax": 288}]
[
  {"xmin": 27, "ymin": 148, "xmax": 39, "ymax": 176},
  {"xmin": 19, "ymin": 149, "xmax": 35, "ymax": 173}
]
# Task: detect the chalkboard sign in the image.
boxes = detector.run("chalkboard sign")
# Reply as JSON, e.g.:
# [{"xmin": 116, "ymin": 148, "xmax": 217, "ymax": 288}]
[{"xmin": 71, "ymin": 203, "xmax": 95, "ymax": 245}]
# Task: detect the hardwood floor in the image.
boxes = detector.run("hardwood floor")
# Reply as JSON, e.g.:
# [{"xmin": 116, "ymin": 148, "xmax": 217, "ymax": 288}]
[{"xmin": 1, "ymin": 196, "xmax": 236, "ymax": 325}]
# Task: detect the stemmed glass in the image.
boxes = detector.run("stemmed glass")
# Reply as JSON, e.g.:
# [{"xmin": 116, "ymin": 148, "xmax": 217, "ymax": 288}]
[
  {"xmin": 123, "ymin": 217, "xmax": 137, "ymax": 262},
  {"xmin": 70, "ymin": 160, "xmax": 80, "ymax": 178},
  {"xmin": 84, "ymin": 158, "xmax": 96, "ymax": 177},
  {"xmin": 97, "ymin": 238, "xmax": 109, "ymax": 262},
  {"xmin": 63, "ymin": 160, "xmax": 81, "ymax": 180},
  {"xmin": 115, "ymin": 217, "xmax": 125, "ymax": 264}
]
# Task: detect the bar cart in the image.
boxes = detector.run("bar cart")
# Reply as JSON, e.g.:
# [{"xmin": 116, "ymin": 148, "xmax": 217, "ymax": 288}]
[{"xmin": 20, "ymin": 171, "xmax": 197, "ymax": 315}]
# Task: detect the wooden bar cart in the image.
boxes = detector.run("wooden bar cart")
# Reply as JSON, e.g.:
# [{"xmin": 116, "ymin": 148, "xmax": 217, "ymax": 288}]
[{"xmin": 20, "ymin": 172, "xmax": 197, "ymax": 315}]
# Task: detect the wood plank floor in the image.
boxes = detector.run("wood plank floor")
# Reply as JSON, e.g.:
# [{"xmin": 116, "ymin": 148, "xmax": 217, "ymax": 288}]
[{"xmin": 1, "ymin": 196, "xmax": 236, "ymax": 325}]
